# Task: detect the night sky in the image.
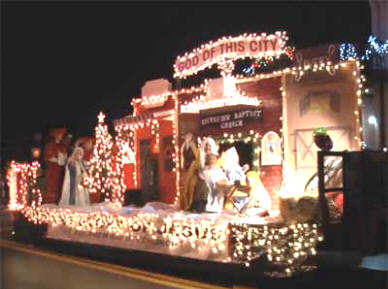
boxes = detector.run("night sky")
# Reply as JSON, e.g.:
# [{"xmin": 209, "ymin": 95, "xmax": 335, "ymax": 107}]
[{"xmin": 2, "ymin": 1, "xmax": 371, "ymax": 164}]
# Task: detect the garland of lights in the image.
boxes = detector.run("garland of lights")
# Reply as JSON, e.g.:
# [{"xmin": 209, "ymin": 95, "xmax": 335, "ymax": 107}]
[
  {"xmin": 110, "ymin": 139, "xmax": 127, "ymax": 205},
  {"xmin": 6, "ymin": 161, "xmax": 42, "ymax": 210},
  {"xmin": 173, "ymin": 93, "xmax": 180, "ymax": 206},
  {"xmin": 362, "ymin": 35, "xmax": 388, "ymax": 61},
  {"xmin": 353, "ymin": 61, "xmax": 365, "ymax": 149},
  {"xmin": 219, "ymin": 131, "xmax": 261, "ymax": 170},
  {"xmin": 243, "ymin": 46, "xmax": 295, "ymax": 76},
  {"xmin": 340, "ymin": 35, "xmax": 388, "ymax": 62},
  {"xmin": 231, "ymin": 222, "xmax": 323, "ymax": 276},
  {"xmin": 220, "ymin": 130, "xmax": 260, "ymax": 144},
  {"xmin": 340, "ymin": 43, "xmax": 358, "ymax": 61}
]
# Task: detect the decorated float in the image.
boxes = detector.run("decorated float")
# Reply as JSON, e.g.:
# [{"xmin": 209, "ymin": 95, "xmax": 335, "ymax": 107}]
[{"xmin": 7, "ymin": 31, "xmax": 372, "ymax": 277}]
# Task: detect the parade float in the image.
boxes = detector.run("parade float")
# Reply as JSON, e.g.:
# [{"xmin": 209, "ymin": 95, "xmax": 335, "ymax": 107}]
[{"xmin": 7, "ymin": 31, "xmax": 372, "ymax": 277}]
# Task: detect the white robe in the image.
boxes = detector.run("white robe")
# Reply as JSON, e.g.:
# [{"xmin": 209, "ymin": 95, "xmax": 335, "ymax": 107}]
[
  {"xmin": 59, "ymin": 160, "xmax": 90, "ymax": 206},
  {"xmin": 199, "ymin": 166, "xmax": 227, "ymax": 213}
]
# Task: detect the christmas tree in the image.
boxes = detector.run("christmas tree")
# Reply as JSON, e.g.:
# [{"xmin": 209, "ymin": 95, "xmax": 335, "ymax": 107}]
[
  {"xmin": 84, "ymin": 112, "xmax": 113, "ymax": 202},
  {"xmin": 109, "ymin": 138, "xmax": 126, "ymax": 206}
]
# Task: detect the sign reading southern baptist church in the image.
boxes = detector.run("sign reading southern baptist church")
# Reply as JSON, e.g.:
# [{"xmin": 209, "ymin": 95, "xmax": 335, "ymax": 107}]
[
  {"xmin": 200, "ymin": 106, "xmax": 264, "ymax": 130},
  {"xmin": 174, "ymin": 31, "xmax": 288, "ymax": 78}
]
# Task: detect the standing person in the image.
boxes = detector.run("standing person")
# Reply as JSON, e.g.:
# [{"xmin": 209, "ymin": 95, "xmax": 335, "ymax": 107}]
[
  {"xmin": 44, "ymin": 128, "xmax": 68, "ymax": 204},
  {"xmin": 200, "ymin": 153, "xmax": 229, "ymax": 213},
  {"xmin": 180, "ymin": 136, "xmax": 202, "ymax": 211},
  {"xmin": 79, "ymin": 136, "xmax": 98, "ymax": 203},
  {"xmin": 185, "ymin": 137, "xmax": 218, "ymax": 212},
  {"xmin": 62, "ymin": 134, "xmax": 73, "ymax": 156},
  {"xmin": 180, "ymin": 133, "xmax": 196, "ymax": 172},
  {"xmin": 59, "ymin": 147, "xmax": 90, "ymax": 206}
]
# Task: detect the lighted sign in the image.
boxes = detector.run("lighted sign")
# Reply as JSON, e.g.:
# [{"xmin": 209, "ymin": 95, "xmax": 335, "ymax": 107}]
[
  {"xmin": 174, "ymin": 31, "xmax": 288, "ymax": 78},
  {"xmin": 200, "ymin": 105, "xmax": 263, "ymax": 130},
  {"xmin": 293, "ymin": 44, "xmax": 339, "ymax": 81}
]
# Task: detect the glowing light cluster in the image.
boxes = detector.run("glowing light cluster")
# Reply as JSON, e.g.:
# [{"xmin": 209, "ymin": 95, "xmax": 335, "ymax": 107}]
[
  {"xmin": 7, "ymin": 161, "xmax": 42, "ymax": 210},
  {"xmin": 362, "ymin": 35, "xmax": 388, "ymax": 61},
  {"xmin": 339, "ymin": 35, "xmax": 388, "ymax": 62},
  {"xmin": 110, "ymin": 139, "xmax": 127, "ymax": 205},
  {"xmin": 220, "ymin": 130, "xmax": 260, "ymax": 144},
  {"xmin": 231, "ymin": 222, "xmax": 323, "ymax": 276},
  {"xmin": 243, "ymin": 46, "xmax": 295, "ymax": 76},
  {"xmin": 340, "ymin": 43, "xmax": 358, "ymax": 61},
  {"xmin": 218, "ymin": 58, "xmax": 235, "ymax": 77}
]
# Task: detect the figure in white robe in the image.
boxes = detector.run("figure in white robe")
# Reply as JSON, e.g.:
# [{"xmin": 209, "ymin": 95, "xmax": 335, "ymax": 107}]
[
  {"xmin": 221, "ymin": 147, "xmax": 246, "ymax": 185},
  {"xmin": 198, "ymin": 152, "xmax": 228, "ymax": 213},
  {"xmin": 59, "ymin": 147, "xmax": 90, "ymax": 206}
]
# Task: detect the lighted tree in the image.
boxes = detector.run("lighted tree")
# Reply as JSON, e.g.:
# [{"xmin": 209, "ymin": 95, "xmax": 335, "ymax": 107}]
[
  {"xmin": 109, "ymin": 138, "xmax": 126, "ymax": 206},
  {"xmin": 84, "ymin": 112, "xmax": 113, "ymax": 202}
]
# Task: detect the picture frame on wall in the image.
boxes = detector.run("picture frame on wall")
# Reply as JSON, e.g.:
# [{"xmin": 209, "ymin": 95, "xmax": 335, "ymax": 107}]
[{"xmin": 261, "ymin": 131, "xmax": 282, "ymax": 166}]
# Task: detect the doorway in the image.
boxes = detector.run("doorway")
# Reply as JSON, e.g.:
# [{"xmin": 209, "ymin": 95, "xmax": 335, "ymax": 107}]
[{"xmin": 140, "ymin": 139, "xmax": 159, "ymax": 203}]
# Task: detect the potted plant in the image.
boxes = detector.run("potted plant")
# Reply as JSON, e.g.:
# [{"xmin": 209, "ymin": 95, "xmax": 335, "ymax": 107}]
[{"xmin": 313, "ymin": 128, "xmax": 333, "ymax": 151}]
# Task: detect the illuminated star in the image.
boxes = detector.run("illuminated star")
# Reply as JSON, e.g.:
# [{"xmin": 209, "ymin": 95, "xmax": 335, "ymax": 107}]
[{"xmin": 98, "ymin": 112, "xmax": 105, "ymax": 123}]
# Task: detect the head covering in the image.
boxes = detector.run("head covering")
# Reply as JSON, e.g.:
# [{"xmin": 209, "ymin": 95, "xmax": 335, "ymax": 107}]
[
  {"xmin": 70, "ymin": 146, "xmax": 84, "ymax": 162},
  {"xmin": 49, "ymin": 128, "xmax": 67, "ymax": 138},
  {"xmin": 204, "ymin": 137, "xmax": 219, "ymax": 156},
  {"xmin": 76, "ymin": 136, "xmax": 94, "ymax": 148},
  {"xmin": 223, "ymin": 147, "xmax": 239, "ymax": 169}
]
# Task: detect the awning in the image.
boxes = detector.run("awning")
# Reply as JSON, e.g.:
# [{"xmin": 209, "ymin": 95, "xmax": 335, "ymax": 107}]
[
  {"xmin": 114, "ymin": 109, "xmax": 175, "ymax": 127},
  {"xmin": 113, "ymin": 113, "xmax": 154, "ymax": 127}
]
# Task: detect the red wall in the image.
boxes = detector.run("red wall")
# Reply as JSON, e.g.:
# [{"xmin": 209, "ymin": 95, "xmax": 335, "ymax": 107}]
[
  {"xmin": 158, "ymin": 120, "xmax": 176, "ymax": 204},
  {"xmin": 134, "ymin": 121, "xmax": 176, "ymax": 204}
]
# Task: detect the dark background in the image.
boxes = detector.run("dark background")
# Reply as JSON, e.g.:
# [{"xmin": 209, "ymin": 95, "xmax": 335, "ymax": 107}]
[{"xmin": 1, "ymin": 1, "xmax": 371, "ymax": 164}]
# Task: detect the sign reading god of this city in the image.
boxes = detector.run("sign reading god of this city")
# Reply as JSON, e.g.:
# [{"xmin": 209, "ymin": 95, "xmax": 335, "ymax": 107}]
[
  {"xmin": 200, "ymin": 106, "xmax": 263, "ymax": 130},
  {"xmin": 174, "ymin": 31, "xmax": 288, "ymax": 78}
]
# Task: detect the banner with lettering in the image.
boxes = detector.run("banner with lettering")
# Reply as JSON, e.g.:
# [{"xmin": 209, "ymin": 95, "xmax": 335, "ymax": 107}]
[
  {"xmin": 199, "ymin": 105, "xmax": 263, "ymax": 133},
  {"xmin": 174, "ymin": 32, "xmax": 288, "ymax": 78}
]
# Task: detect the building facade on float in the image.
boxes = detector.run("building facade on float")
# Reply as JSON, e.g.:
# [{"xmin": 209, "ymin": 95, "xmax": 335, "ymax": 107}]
[{"xmin": 114, "ymin": 40, "xmax": 363, "ymax": 209}]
